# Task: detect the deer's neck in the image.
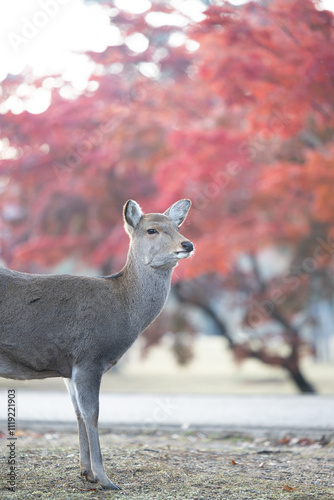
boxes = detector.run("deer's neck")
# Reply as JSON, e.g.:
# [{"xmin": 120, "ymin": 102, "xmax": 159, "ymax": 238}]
[{"xmin": 121, "ymin": 254, "xmax": 173, "ymax": 332}]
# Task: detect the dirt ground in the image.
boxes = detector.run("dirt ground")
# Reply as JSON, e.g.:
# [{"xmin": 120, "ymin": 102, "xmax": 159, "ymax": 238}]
[{"xmin": 1, "ymin": 429, "xmax": 333, "ymax": 500}]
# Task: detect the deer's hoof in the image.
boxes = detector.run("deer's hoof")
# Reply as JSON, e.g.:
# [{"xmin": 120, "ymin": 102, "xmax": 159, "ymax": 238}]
[
  {"xmin": 100, "ymin": 480, "xmax": 121, "ymax": 490},
  {"xmin": 81, "ymin": 469, "xmax": 96, "ymax": 483}
]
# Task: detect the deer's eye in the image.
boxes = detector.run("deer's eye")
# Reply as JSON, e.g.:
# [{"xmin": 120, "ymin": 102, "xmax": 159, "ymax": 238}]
[{"xmin": 147, "ymin": 229, "xmax": 158, "ymax": 235}]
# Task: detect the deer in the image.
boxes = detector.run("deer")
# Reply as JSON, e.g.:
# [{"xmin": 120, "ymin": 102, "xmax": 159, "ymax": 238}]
[{"xmin": 0, "ymin": 199, "xmax": 193, "ymax": 490}]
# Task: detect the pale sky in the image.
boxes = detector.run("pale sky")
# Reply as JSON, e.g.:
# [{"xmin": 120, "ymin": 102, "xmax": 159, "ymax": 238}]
[
  {"xmin": 0, "ymin": 0, "xmax": 205, "ymax": 114},
  {"xmin": 0, "ymin": 0, "xmax": 205, "ymax": 81}
]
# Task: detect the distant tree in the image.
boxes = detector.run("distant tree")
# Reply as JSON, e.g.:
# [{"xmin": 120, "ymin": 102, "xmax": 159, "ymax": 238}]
[{"xmin": 155, "ymin": 0, "xmax": 334, "ymax": 392}]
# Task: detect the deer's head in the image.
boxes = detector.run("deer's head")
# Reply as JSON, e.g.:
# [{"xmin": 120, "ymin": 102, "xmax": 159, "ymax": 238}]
[{"xmin": 124, "ymin": 199, "xmax": 194, "ymax": 270}]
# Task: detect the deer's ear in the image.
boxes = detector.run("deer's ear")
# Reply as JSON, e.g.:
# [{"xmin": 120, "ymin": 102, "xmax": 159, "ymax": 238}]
[
  {"xmin": 124, "ymin": 200, "xmax": 143, "ymax": 235},
  {"xmin": 164, "ymin": 199, "xmax": 191, "ymax": 227}
]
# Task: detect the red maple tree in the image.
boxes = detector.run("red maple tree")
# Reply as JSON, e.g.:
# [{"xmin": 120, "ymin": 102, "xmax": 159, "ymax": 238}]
[{"xmin": 1, "ymin": 0, "xmax": 333, "ymax": 392}]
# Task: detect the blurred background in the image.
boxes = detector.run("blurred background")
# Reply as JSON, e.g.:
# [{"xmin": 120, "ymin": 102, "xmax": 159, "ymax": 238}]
[{"xmin": 0, "ymin": 0, "xmax": 334, "ymax": 395}]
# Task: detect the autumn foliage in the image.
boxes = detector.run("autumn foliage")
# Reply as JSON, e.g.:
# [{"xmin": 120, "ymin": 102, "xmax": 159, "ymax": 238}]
[{"xmin": 1, "ymin": 0, "xmax": 334, "ymax": 391}]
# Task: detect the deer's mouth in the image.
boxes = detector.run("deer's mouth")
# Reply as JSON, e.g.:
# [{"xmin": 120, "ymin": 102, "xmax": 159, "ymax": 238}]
[{"xmin": 175, "ymin": 250, "xmax": 192, "ymax": 259}]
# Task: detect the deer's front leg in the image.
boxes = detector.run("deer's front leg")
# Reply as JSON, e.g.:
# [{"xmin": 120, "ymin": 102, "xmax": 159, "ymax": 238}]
[
  {"xmin": 71, "ymin": 367, "xmax": 120, "ymax": 490},
  {"xmin": 65, "ymin": 378, "xmax": 95, "ymax": 482}
]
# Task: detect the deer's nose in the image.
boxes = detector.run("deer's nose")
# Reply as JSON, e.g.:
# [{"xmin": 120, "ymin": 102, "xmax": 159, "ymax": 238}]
[{"xmin": 181, "ymin": 241, "xmax": 194, "ymax": 253}]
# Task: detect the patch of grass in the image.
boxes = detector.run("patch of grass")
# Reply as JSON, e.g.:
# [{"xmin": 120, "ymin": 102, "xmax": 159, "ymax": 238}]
[{"xmin": 1, "ymin": 430, "xmax": 333, "ymax": 499}]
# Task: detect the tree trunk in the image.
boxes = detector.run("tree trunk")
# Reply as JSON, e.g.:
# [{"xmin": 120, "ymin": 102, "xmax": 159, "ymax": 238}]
[
  {"xmin": 173, "ymin": 282, "xmax": 317, "ymax": 394},
  {"xmin": 284, "ymin": 358, "xmax": 316, "ymax": 393}
]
